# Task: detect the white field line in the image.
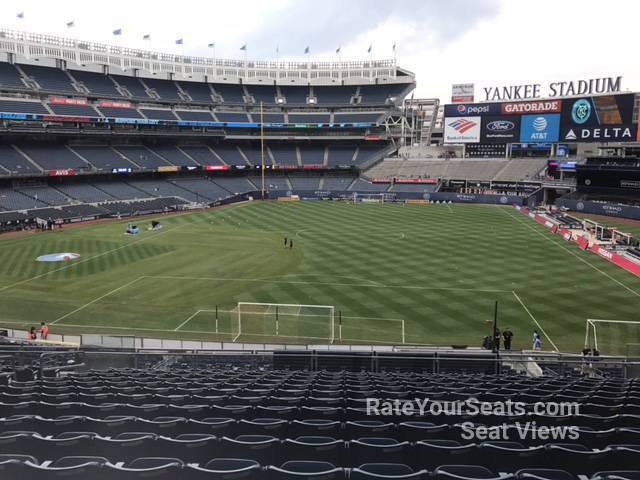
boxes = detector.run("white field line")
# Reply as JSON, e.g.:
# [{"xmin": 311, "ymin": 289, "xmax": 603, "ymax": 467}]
[
  {"xmin": 146, "ymin": 275, "xmax": 512, "ymax": 293},
  {"xmin": 0, "ymin": 223, "xmax": 183, "ymax": 294},
  {"xmin": 499, "ymin": 206, "xmax": 640, "ymax": 299},
  {"xmin": 174, "ymin": 309, "xmax": 205, "ymax": 331},
  {"xmin": 261, "ymin": 274, "xmax": 386, "ymax": 287},
  {"xmin": 512, "ymin": 290, "xmax": 559, "ymax": 352},
  {"xmin": 50, "ymin": 276, "xmax": 146, "ymax": 325}
]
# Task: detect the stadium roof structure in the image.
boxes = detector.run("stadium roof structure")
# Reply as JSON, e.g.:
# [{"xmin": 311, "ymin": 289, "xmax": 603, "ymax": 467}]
[{"xmin": 0, "ymin": 28, "xmax": 415, "ymax": 86}]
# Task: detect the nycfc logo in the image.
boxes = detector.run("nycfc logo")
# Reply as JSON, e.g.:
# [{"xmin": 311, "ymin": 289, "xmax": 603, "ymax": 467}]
[
  {"xmin": 423, "ymin": 193, "xmax": 431, "ymax": 200},
  {"xmin": 500, "ymin": 196, "xmax": 508, "ymax": 204},
  {"xmin": 576, "ymin": 202, "xmax": 585, "ymax": 211},
  {"xmin": 571, "ymin": 99, "xmax": 591, "ymax": 124},
  {"xmin": 532, "ymin": 117, "xmax": 547, "ymax": 131},
  {"xmin": 585, "ymin": 179, "xmax": 592, "ymax": 186}
]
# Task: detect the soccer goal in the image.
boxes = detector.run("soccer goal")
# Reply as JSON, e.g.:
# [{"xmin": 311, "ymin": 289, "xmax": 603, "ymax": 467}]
[
  {"xmin": 233, "ymin": 302, "xmax": 335, "ymax": 343},
  {"xmin": 352, "ymin": 193, "xmax": 395, "ymax": 204},
  {"xmin": 585, "ymin": 319, "xmax": 640, "ymax": 356}
]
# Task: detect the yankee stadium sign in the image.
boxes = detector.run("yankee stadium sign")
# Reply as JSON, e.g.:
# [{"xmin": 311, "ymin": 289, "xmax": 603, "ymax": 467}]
[{"xmin": 482, "ymin": 76, "xmax": 622, "ymax": 101}]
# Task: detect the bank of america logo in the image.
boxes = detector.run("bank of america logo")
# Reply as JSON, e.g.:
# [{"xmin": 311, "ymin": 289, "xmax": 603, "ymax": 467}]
[{"xmin": 449, "ymin": 118, "xmax": 477, "ymax": 133}]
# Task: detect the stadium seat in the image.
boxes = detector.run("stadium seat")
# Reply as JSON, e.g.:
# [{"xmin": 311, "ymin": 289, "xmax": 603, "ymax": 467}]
[
  {"xmin": 0, "ymin": 454, "xmax": 38, "ymax": 477},
  {"xmin": 345, "ymin": 420, "xmax": 395, "ymax": 439},
  {"xmin": 350, "ymin": 437, "xmax": 411, "ymax": 465},
  {"xmin": 186, "ymin": 458, "xmax": 264, "ymax": 479},
  {"xmin": 236, "ymin": 418, "xmax": 287, "ymax": 436},
  {"xmin": 283, "ymin": 436, "xmax": 346, "ymax": 463},
  {"xmin": 156, "ymin": 434, "xmax": 218, "ymax": 464},
  {"xmin": 220, "ymin": 435, "xmax": 280, "ymax": 464},
  {"xmin": 434, "ymin": 465, "xmax": 511, "ymax": 480},
  {"xmin": 591, "ymin": 472, "xmax": 640, "ymax": 480},
  {"xmin": 106, "ymin": 457, "xmax": 184, "ymax": 480},
  {"xmin": 25, "ymin": 456, "xmax": 110, "ymax": 479},
  {"xmin": 478, "ymin": 441, "xmax": 545, "ymax": 470},
  {"xmin": 266, "ymin": 460, "xmax": 345, "ymax": 480},
  {"xmin": 414, "ymin": 439, "xmax": 477, "ymax": 468},
  {"xmin": 516, "ymin": 469, "xmax": 579, "ymax": 480},
  {"xmin": 350, "ymin": 463, "xmax": 428, "ymax": 479}
]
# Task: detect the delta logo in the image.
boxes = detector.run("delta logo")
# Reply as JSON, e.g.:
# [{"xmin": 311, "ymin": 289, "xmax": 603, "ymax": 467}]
[{"xmin": 449, "ymin": 118, "xmax": 477, "ymax": 133}]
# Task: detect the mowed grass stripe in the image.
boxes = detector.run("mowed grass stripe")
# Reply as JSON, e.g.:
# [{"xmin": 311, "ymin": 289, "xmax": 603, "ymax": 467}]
[{"xmin": 1, "ymin": 202, "xmax": 639, "ymax": 352}]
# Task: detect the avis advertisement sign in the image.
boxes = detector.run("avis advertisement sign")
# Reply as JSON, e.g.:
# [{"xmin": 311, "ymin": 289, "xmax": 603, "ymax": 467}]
[
  {"xmin": 451, "ymin": 83, "xmax": 475, "ymax": 103},
  {"xmin": 560, "ymin": 94, "xmax": 637, "ymax": 142},
  {"xmin": 481, "ymin": 116, "xmax": 520, "ymax": 143},
  {"xmin": 443, "ymin": 116, "xmax": 481, "ymax": 143},
  {"xmin": 520, "ymin": 114, "xmax": 561, "ymax": 142}
]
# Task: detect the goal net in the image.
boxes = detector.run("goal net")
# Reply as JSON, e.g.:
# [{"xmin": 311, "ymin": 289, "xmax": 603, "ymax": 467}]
[
  {"xmin": 233, "ymin": 302, "xmax": 335, "ymax": 343},
  {"xmin": 352, "ymin": 193, "xmax": 395, "ymax": 204},
  {"xmin": 585, "ymin": 319, "xmax": 640, "ymax": 356}
]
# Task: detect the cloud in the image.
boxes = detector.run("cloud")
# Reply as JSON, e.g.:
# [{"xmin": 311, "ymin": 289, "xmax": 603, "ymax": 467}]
[{"xmin": 239, "ymin": 0, "xmax": 501, "ymax": 58}]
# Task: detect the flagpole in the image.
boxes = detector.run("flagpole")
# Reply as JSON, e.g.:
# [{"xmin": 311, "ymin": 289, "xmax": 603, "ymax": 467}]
[{"xmin": 260, "ymin": 100, "xmax": 265, "ymax": 199}]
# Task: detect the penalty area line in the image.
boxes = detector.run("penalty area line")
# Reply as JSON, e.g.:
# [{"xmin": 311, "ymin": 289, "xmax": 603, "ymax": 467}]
[
  {"xmin": 512, "ymin": 290, "xmax": 559, "ymax": 352},
  {"xmin": 50, "ymin": 276, "xmax": 146, "ymax": 325}
]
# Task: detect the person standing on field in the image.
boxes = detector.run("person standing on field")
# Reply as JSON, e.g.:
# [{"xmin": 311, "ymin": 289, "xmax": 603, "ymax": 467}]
[
  {"xmin": 284, "ymin": 237, "xmax": 287, "ymax": 247},
  {"xmin": 503, "ymin": 328, "xmax": 513, "ymax": 351},
  {"xmin": 40, "ymin": 322, "xmax": 49, "ymax": 340}
]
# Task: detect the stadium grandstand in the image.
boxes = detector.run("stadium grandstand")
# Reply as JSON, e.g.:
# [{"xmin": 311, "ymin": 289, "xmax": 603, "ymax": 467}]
[{"xmin": 0, "ymin": 8, "xmax": 640, "ymax": 479}]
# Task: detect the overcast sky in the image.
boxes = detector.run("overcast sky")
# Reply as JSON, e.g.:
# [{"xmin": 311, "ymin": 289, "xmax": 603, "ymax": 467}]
[{"xmin": 3, "ymin": 0, "xmax": 638, "ymax": 101}]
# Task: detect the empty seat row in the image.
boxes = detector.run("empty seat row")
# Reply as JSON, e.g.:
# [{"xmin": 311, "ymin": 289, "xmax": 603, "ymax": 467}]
[
  {"xmin": 1, "ymin": 431, "xmax": 639, "ymax": 473},
  {"xmin": 0, "ymin": 454, "xmax": 639, "ymax": 479}
]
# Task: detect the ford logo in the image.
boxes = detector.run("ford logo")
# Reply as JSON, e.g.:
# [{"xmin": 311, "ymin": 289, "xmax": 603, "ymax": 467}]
[{"xmin": 486, "ymin": 120, "xmax": 515, "ymax": 132}]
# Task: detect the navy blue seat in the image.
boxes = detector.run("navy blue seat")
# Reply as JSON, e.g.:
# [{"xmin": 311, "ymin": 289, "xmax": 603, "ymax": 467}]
[
  {"xmin": 0, "ymin": 454, "xmax": 38, "ymax": 478},
  {"xmin": 434, "ymin": 465, "xmax": 510, "ymax": 480},
  {"xmin": 26, "ymin": 456, "xmax": 110, "ymax": 479},
  {"xmin": 266, "ymin": 460, "xmax": 345, "ymax": 480},
  {"xmin": 479, "ymin": 442, "xmax": 544, "ymax": 471},
  {"xmin": 157, "ymin": 434, "xmax": 217, "ymax": 464},
  {"xmin": 283, "ymin": 436, "xmax": 345, "ymax": 463},
  {"xmin": 220, "ymin": 435, "xmax": 280, "ymax": 464},
  {"xmin": 187, "ymin": 458, "xmax": 263, "ymax": 479},
  {"xmin": 350, "ymin": 437, "xmax": 411, "ymax": 466},
  {"xmin": 591, "ymin": 472, "xmax": 640, "ymax": 480},
  {"xmin": 351, "ymin": 463, "xmax": 427, "ymax": 479},
  {"xmin": 345, "ymin": 421, "xmax": 395, "ymax": 439},
  {"xmin": 546, "ymin": 444, "xmax": 611, "ymax": 475},
  {"xmin": 414, "ymin": 440, "xmax": 477, "ymax": 469},
  {"xmin": 516, "ymin": 469, "xmax": 579, "ymax": 480},
  {"xmin": 238, "ymin": 418, "xmax": 288, "ymax": 436},
  {"xmin": 107, "ymin": 457, "xmax": 184, "ymax": 480},
  {"xmin": 289, "ymin": 419, "xmax": 342, "ymax": 437},
  {"xmin": 95, "ymin": 432, "xmax": 158, "ymax": 462}
]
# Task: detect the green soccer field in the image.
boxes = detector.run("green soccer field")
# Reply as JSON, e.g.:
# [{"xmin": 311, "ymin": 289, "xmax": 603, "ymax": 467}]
[{"xmin": 1, "ymin": 201, "xmax": 640, "ymax": 353}]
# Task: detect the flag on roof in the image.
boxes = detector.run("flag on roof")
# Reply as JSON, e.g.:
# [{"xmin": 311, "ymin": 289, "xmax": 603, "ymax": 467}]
[
  {"xmin": 143, "ymin": 34, "xmax": 150, "ymax": 40},
  {"xmin": 304, "ymin": 46, "xmax": 309, "ymax": 54},
  {"xmin": 175, "ymin": 38, "xmax": 183, "ymax": 45},
  {"xmin": 367, "ymin": 44, "xmax": 372, "ymax": 53},
  {"xmin": 208, "ymin": 42, "xmax": 215, "ymax": 48},
  {"xmin": 240, "ymin": 44, "xmax": 247, "ymax": 51},
  {"xmin": 66, "ymin": 21, "xmax": 75, "ymax": 28},
  {"xmin": 336, "ymin": 46, "xmax": 341, "ymax": 54},
  {"xmin": 113, "ymin": 28, "xmax": 122, "ymax": 36},
  {"xmin": 16, "ymin": 12, "xmax": 24, "ymax": 19}
]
